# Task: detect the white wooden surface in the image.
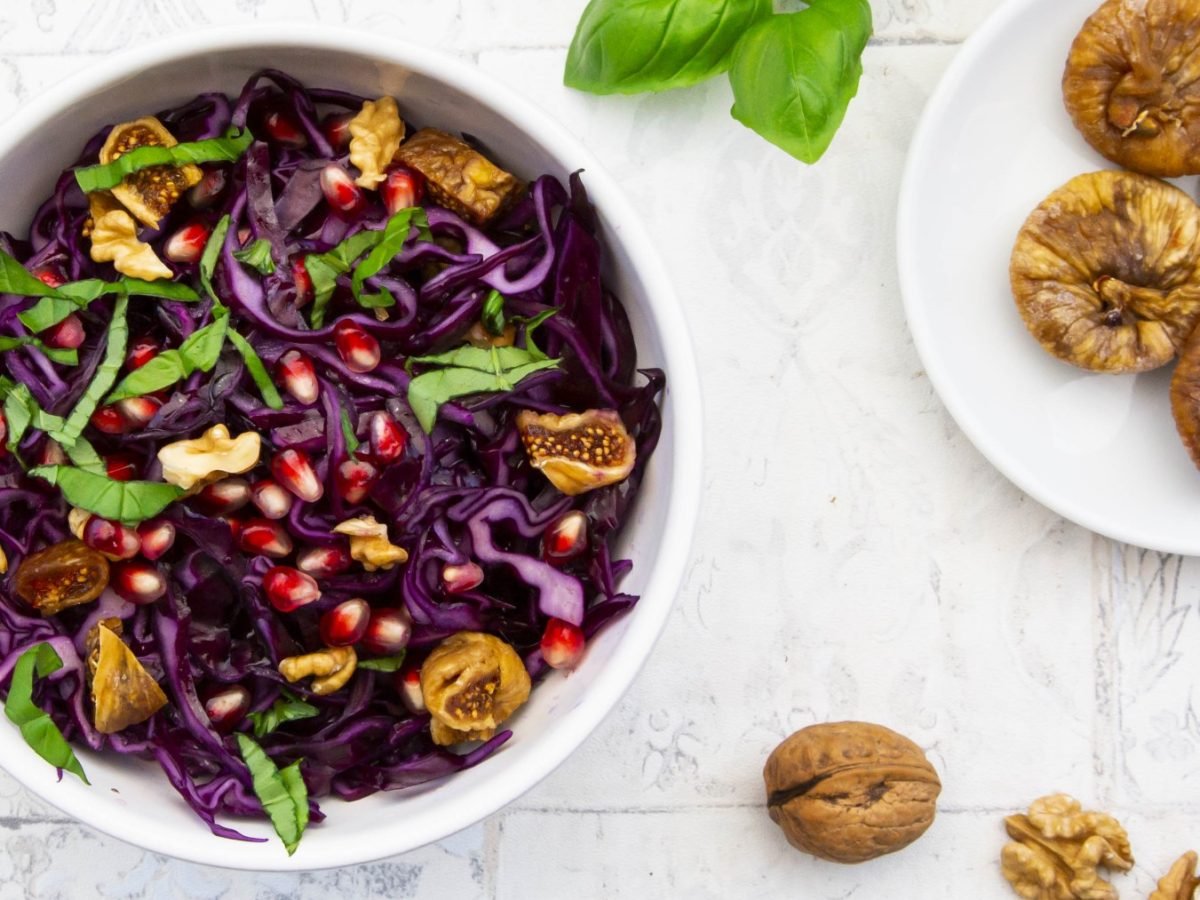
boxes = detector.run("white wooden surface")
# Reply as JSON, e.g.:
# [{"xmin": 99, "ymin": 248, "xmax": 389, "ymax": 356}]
[{"xmin": 1, "ymin": 1, "xmax": 1197, "ymax": 896}]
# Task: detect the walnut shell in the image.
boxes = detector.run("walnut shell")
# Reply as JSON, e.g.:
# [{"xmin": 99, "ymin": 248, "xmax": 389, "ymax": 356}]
[
  {"xmin": 763, "ymin": 721, "xmax": 941, "ymax": 864},
  {"xmin": 1010, "ymin": 170, "xmax": 1200, "ymax": 373},
  {"xmin": 1063, "ymin": 0, "xmax": 1200, "ymax": 177}
]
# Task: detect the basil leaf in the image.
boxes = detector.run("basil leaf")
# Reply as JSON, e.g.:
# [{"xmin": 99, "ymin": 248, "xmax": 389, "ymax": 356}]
[
  {"xmin": 565, "ymin": 0, "xmax": 773, "ymax": 95},
  {"xmin": 200, "ymin": 216, "xmax": 231, "ymax": 302},
  {"xmin": 356, "ymin": 289, "xmax": 395, "ymax": 310},
  {"xmin": 64, "ymin": 437, "xmax": 106, "ymax": 475},
  {"xmin": 3, "ymin": 384, "xmax": 65, "ymax": 453},
  {"xmin": 55, "ymin": 294, "xmax": 129, "ymax": 447},
  {"xmin": 349, "ymin": 208, "xmax": 430, "ymax": 302},
  {"xmin": 235, "ymin": 734, "xmax": 308, "ymax": 855},
  {"xmin": 305, "ymin": 229, "xmax": 388, "ymax": 328},
  {"xmin": 29, "ymin": 465, "xmax": 184, "ymax": 523},
  {"xmin": 0, "ymin": 253, "xmax": 60, "ymax": 297},
  {"xmin": 19, "ymin": 277, "xmax": 199, "ymax": 333},
  {"xmin": 407, "ymin": 358, "xmax": 559, "ymax": 433},
  {"xmin": 0, "ymin": 336, "xmax": 77, "ymax": 366},
  {"xmin": 356, "ymin": 652, "xmax": 406, "ymax": 672},
  {"xmin": 5, "ymin": 643, "xmax": 89, "ymax": 784},
  {"xmin": 340, "ymin": 406, "xmax": 360, "ymax": 454},
  {"xmin": 728, "ymin": 0, "xmax": 872, "ymax": 164},
  {"xmin": 233, "ymin": 239, "xmax": 276, "ymax": 275},
  {"xmin": 105, "ymin": 310, "xmax": 228, "ymax": 402},
  {"xmin": 249, "ymin": 692, "xmax": 319, "ymax": 739},
  {"xmin": 74, "ymin": 128, "xmax": 253, "ymax": 193},
  {"xmin": 481, "ymin": 289, "xmax": 506, "ymax": 336},
  {"xmin": 409, "ymin": 344, "xmax": 550, "ymax": 373},
  {"xmin": 226, "ymin": 330, "xmax": 283, "ymax": 410},
  {"xmin": 17, "ymin": 299, "xmax": 80, "ymax": 334}
]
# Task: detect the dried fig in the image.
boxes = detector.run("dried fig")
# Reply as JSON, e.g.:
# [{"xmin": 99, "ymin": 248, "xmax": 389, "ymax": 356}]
[
  {"xmin": 13, "ymin": 539, "xmax": 109, "ymax": 616},
  {"xmin": 86, "ymin": 619, "xmax": 168, "ymax": 733},
  {"xmin": 1010, "ymin": 170, "xmax": 1200, "ymax": 373},
  {"xmin": 516, "ymin": 409, "xmax": 636, "ymax": 496},
  {"xmin": 1063, "ymin": 0, "xmax": 1200, "ymax": 177},
  {"xmin": 99, "ymin": 117, "xmax": 201, "ymax": 228},
  {"xmin": 395, "ymin": 129, "xmax": 522, "ymax": 225}
]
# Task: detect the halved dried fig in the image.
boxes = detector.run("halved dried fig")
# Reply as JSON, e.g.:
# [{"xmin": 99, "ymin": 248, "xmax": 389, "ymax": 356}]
[
  {"xmin": 1063, "ymin": 0, "xmax": 1200, "ymax": 177},
  {"xmin": 99, "ymin": 117, "xmax": 201, "ymax": 228},
  {"xmin": 86, "ymin": 619, "xmax": 168, "ymax": 734},
  {"xmin": 516, "ymin": 408, "xmax": 636, "ymax": 496},
  {"xmin": 1170, "ymin": 330, "xmax": 1200, "ymax": 469},
  {"xmin": 395, "ymin": 128, "xmax": 522, "ymax": 225},
  {"xmin": 13, "ymin": 539, "xmax": 109, "ymax": 616},
  {"xmin": 1010, "ymin": 170, "xmax": 1200, "ymax": 373},
  {"xmin": 420, "ymin": 631, "xmax": 531, "ymax": 746}
]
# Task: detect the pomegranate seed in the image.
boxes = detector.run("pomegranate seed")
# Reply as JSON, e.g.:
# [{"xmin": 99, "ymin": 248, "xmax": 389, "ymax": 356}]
[
  {"xmin": 271, "ymin": 448, "xmax": 324, "ymax": 502},
  {"xmin": 111, "ymin": 560, "xmax": 166, "ymax": 605},
  {"xmin": 334, "ymin": 458, "xmax": 377, "ymax": 504},
  {"xmin": 137, "ymin": 518, "xmax": 176, "ymax": 561},
  {"xmin": 83, "ymin": 516, "xmax": 141, "ymax": 560},
  {"xmin": 275, "ymin": 349, "xmax": 318, "ymax": 405},
  {"xmin": 115, "ymin": 396, "xmax": 161, "ymax": 428},
  {"xmin": 126, "ymin": 336, "xmax": 160, "ymax": 370},
  {"xmin": 361, "ymin": 607, "xmax": 411, "ymax": 655},
  {"xmin": 90, "ymin": 405, "xmax": 129, "ymax": 435},
  {"xmin": 320, "ymin": 164, "xmax": 363, "ymax": 214},
  {"xmin": 543, "ymin": 511, "xmax": 588, "ymax": 565},
  {"xmin": 0, "ymin": 410, "xmax": 6, "ymax": 454},
  {"xmin": 188, "ymin": 168, "xmax": 227, "ymax": 208},
  {"xmin": 105, "ymin": 452, "xmax": 140, "ymax": 482},
  {"xmin": 296, "ymin": 544, "xmax": 353, "ymax": 579},
  {"xmin": 223, "ymin": 517, "xmax": 243, "ymax": 541},
  {"xmin": 541, "ymin": 618, "xmax": 585, "ymax": 670},
  {"xmin": 250, "ymin": 478, "xmax": 294, "ymax": 520},
  {"xmin": 382, "ymin": 167, "xmax": 425, "ymax": 216},
  {"xmin": 319, "ymin": 598, "xmax": 371, "ymax": 647},
  {"xmin": 367, "ymin": 411, "xmax": 406, "ymax": 464},
  {"xmin": 264, "ymin": 108, "xmax": 308, "ymax": 148},
  {"xmin": 394, "ymin": 666, "xmax": 425, "ymax": 714},
  {"xmin": 164, "ymin": 222, "xmax": 210, "ymax": 264},
  {"xmin": 321, "ymin": 112, "xmax": 354, "ymax": 150},
  {"xmin": 203, "ymin": 684, "xmax": 250, "ymax": 735},
  {"xmin": 38, "ymin": 439, "xmax": 66, "ymax": 466},
  {"xmin": 442, "ymin": 562, "xmax": 484, "ymax": 595},
  {"xmin": 333, "ymin": 320, "xmax": 380, "ymax": 373},
  {"xmin": 238, "ymin": 518, "xmax": 294, "ymax": 558},
  {"xmin": 193, "ymin": 478, "xmax": 252, "ymax": 516},
  {"xmin": 32, "ymin": 268, "xmax": 65, "ymax": 288},
  {"xmin": 292, "ymin": 260, "xmax": 313, "ymax": 306},
  {"xmin": 263, "ymin": 566, "xmax": 321, "ymax": 612},
  {"xmin": 42, "ymin": 313, "xmax": 85, "ymax": 350}
]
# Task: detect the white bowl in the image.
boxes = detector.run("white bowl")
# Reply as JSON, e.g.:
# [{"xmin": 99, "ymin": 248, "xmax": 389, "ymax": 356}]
[{"xmin": 0, "ymin": 26, "xmax": 701, "ymax": 870}]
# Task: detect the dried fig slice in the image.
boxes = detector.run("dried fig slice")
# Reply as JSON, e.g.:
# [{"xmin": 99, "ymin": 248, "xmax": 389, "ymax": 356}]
[
  {"xmin": 13, "ymin": 539, "xmax": 109, "ymax": 616},
  {"xmin": 86, "ymin": 619, "xmax": 168, "ymax": 734},
  {"xmin": 99, "ymin": 116, "xmax": 201, "ymax": 228},
  {"xmin": 395, "ymin": 128, "xmax": 522, "ymax": 225},
  {"xmin": 1170, "ymin": 331, "xmax": 1200, "ymax": 469},
  {"xmin": 1010, "ymin": 170, "xmax": 1200, "ymax": 373},
  {"xmin": 1063, "ymin": 0, "xmax": 1200, "ymax": 177},
  {"xmin": 516, "ymin": 408, "xmax": 636, "ymax": 496}
]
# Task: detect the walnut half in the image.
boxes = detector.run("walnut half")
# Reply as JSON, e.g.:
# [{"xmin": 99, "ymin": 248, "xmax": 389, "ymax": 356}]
[
  {"xmin": 1000, "ymin": 794, "xmax": 1133, "ymax": 900},
  {"xmin": 1152, "ymin": 851, "xmax": 1200, "ymax": 900},
  {"xmin": 763, "ymin": 721, "xmax": 942, "ymax": 863}
]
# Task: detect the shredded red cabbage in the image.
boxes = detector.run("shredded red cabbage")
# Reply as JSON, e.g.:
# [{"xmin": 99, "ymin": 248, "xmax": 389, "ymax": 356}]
[{"xmin": 0, "ymin": 70, "xmax": 662, "ymax": 840}]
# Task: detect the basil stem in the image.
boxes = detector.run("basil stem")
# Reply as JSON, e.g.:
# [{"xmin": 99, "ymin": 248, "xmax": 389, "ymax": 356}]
[{"xmin": 5, "ymin": 643, "xmax": 89, "ymax": 784}]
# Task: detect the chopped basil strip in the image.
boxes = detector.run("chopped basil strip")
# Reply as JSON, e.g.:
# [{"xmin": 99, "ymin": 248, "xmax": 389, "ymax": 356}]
[
  {"xmin": 339, "ymin": 406, "xmax": 360, "ymax": 453},
  {"xmin": 305, "ymin": 229, "xmax": 387, "ymax": 329},
  {"xmin": 236, "ymin": 734, "xmax": 308, "ymax": 856},
  {"xmin": 200, "ymin": 215, "xmax": 231, "ymax": 302},
  {"xmin": 5, "ymin": 643, "xmax": 89, "ymax": 784},
  {"xmin": 356, "ymin": 652, "xmax": 407, "ymax": 672},
  {"xmin": 481, "ymin": 289, "xmax": 506, "ymax": 336},
  {"xmin": 19, "ymin": 277, "xmax": 198, "ymax": 333},
  {"xmin": 0, "ymin": 252, "xmax": 61, "ymax": 298},
  {"xmin": 349, "ymin": 207, "xmax": 431, "ymax": 306},
  {"xmin": 73, "ymin": 128, "xmax": 253, "ymax": 193},
  {"xmin": 226, "ymin": 330, "xmax": 283, "ymax": 410},
  {"xmin": 249, "ymin": 691, "xmax": 319, "ymax": 739},
  {"xmin": 64, "ymin": 437, "xmax": 106, "ymax": 475},
  {"xmin": 56, "ymin": 294, "xmax": 129, "ymax": 448},
  {"xmin": 29, "ymin": 465, "xmax": 184, "ymax": 523},
  {"xmin": 3, "ymin": 384, "xmax": 65, "ymax": 453},
  {"xmin": 105, "ymin": 308, "xmax": 228, "ymax": 402},
  {"xmin": 0, "ymin": 336, "xmax": 77, "ymax": 367},
  {"xmin": 233, "ymin": 239, "xmax": 277, "ymax": 275}
]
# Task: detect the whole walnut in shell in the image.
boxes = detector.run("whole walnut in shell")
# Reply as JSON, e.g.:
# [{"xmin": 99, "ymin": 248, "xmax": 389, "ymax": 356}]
[
  {"xmin": 1010, "ymin": 170, "xmax": 1200, "ymax": 373},
  {"xmin": 1063, "ymin": 0, "xmax": 1200, "ymax": 177},
  {"xmin": 763, "ymin": 721, "xmax": 941, "ymax": 863}
]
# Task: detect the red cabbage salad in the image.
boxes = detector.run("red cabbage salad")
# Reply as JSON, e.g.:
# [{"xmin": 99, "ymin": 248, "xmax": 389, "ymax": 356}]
[{"xmin": 0, "ymin": 69, "xmax": 662, "ymax": 853}]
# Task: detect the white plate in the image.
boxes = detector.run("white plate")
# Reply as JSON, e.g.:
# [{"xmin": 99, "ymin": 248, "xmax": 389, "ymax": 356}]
[{"xmin": 898, "ymin": 0, "xmax": 1200, "ymax": 555}]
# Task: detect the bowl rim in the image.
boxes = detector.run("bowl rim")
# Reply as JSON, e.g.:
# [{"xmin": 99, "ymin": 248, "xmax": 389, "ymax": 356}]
[{"xmin": 0, "ymin": 23, "xmax": 703, "ymax": 870}]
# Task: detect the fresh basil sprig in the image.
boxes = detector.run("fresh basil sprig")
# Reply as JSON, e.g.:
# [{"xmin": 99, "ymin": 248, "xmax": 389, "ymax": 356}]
[
  {"xmin": 236, "ymin": 734, "xmax": 308, "ymax": 855},
  {"xmin": 729, "ymin": 0, "xmax": 872, "ymax": 164},
  {"xmin": 564, "ymin": 0, "xmax": 872, "ymax": 164},
  {"xmin": 29, "ymin": 465, "xmax": 184, "ymax": 523},
  {"xmin": 356, "ymin": 652, "xmax": 407, "ymax": 673},
  {"xmin": 73, "ymin": 128, "xmax": 253, "ymax": 193},
  {"xmin": 248, "ymin": 691, "xmax": 319, "ymax": 739},
  {"xmin": 565, "ymin": 0, "xmax": 772, "ymax": 94},
  {"xmin": 5, "ymin": 643, "xmax": 89, "ymax": 784},
  {"xmin": 233, "ymin": 239, "xmax": 276, "ymax": 275}
]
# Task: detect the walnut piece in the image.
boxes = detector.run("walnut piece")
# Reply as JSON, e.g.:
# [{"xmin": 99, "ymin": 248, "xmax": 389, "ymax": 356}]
[
  {"xmin": 420, "ymin": 632, "xmax": 531, "ymax": 746},
  {"xmin": 0, "ymin": 545, "xmax": 6, "ymax": 575},
  {"xmin": 1001, "ymin": 794, "xmax": 1133, "ymax": 900},
  {"xmin": 348, "ymin": 96, "xmax": 405, "ymax": 189},
  {"xmin": 156, "ymin": 424, "xmax": 261, "ymax": 491},
  {"xmin": 1151, "ymin": 851, "xmax": 1200, "ymax": 900},
  {"xmin": 279, "ymin": 646, "xmax": 357, "ymax": 696},
  {"xmin": 86, "ymin": 619, "xmax": 168, "ymax": 733},
  {"xmin": 332, "ymin": 515, "xmax": 408, "ymax": 571},
  {"xmin": 763, "ymin": 721, "xmax": 941, "ymax": 863},
  {"xmin": 87, "ymin": 192, "xmax": 172, "ymax": 281},
  {"xmin": 395, "ymin": 128, "xmax": 522, "ymax": 225}
]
